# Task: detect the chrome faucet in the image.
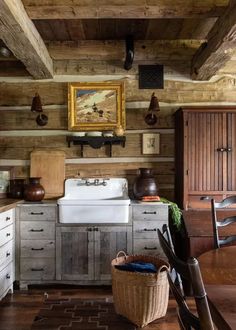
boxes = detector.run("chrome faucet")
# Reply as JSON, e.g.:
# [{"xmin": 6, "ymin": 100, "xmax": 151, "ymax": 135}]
[{"xmin": 94, "ymin": 179, "xmax": 99, "ymax": 186}]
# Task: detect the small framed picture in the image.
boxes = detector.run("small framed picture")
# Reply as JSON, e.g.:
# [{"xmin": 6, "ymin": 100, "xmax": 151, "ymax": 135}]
[{"xmin": 142, "ymin": 133, "xmax": 160, "ymax": 155}]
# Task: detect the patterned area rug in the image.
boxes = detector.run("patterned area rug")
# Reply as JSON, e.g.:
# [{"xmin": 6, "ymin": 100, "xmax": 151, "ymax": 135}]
[{"xmin": 31, "ymin": 297, "xmax": 137, "ymax": 330}]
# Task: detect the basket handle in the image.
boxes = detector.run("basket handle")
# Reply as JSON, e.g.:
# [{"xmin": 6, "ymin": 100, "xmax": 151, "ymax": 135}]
[
  {"xmin": 116, "ymin": 251, "xmax": 128, "ymax": 259},
  {"xmin": 157, "ymin": 265, "xmax": 169, "ymax": 275}
]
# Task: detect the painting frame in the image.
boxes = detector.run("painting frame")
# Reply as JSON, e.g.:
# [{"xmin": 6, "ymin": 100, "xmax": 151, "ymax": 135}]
[
  {"xmin": 68, "ymin": 81, "xmax": 125, "ymax": 131},
  {"xmin": 142, "ymin": 133, "xmax": 160, "ymax": 155}
]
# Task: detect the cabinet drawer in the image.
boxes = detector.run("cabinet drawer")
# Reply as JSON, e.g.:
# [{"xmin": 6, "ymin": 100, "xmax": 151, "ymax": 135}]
[
  {"xmin": 0, "ymin": 262, "xmax": 13, "ymax": 298},
  {"xmin": 188, "ymin": 195, "xmax": 223, "ymax": 209},
  {"xmin": 0, "ymin": 224, "xmax": 13, "ymax": 247},
  {"xmin": 20, "ymin": 221, "xmax": 55, "ymax": 240},
  {"xmin": 20, "ymin": 258, "xmax": 55, "ymax": 280},
  {"xmin": 19, "ymin": 206, "xmax": 57, "ymax": 221},
  {"xmin": 132, "ymin": 204, "xmax": 168, "ymax": 221},
  {"xmin": 133, "ymin": 221, "xmax": 166, "ymax": 239},
  {"xmin": 21, "ymin": 240, "xmax": 55, "ymax": 258},
  {"xmin": 0, "ymin": 209, "xmax": 14, "ymax": 230},
  {"xmin": 133, "ymin": 238, "xmax": 165, "ymax": 258},
  {"xmin": 0, "ymin": 240, "xmax": 13, "ymax": 271}
]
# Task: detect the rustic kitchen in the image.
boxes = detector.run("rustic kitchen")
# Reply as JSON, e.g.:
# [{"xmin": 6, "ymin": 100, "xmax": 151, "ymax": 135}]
[{"xmin": 0, "ymin": 0, "xmax": 236, "ymax": 329}]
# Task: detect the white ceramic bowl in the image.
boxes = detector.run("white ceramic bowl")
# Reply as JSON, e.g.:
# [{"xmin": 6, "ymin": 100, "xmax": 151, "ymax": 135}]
[
  {"xmin": 86, "ymin": 131, "xmax": 102, "ymax": 137},
  {"xmin": 72, "ymin": 132, "xmax": 85, "ymax": 137},
  {"xmin": 103, "ymin": 131, "xmax": 114, "ymax": 137}
]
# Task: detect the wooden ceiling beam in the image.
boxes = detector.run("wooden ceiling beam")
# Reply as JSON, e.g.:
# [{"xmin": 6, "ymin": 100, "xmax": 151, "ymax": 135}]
[
  {"xmin": 191, "ymin": 0, "xmax": 236, "ymax": 81},
  {"xmin": 47, "ymin": 40, "xmax": 203, "ymax": 61},
  {"xmin": 23, "ymin": 2, "xmax": 229, "ymax": 19},
  {"xmin": 0, "ymin": 0, "xmax": 53, "ymax": 79}
]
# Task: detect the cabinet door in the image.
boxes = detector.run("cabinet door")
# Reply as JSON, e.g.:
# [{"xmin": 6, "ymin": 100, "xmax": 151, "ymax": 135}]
[
  {"xmin": 187, "ymin": 112, "xmax": 226, "ymax": 193},
  {"xmin": 94, "ymin": 226, "xmax": 132, "ymax": 281},
  {"xmin": 226, "ymin": 112, "xmax": 236, "ymax": 191},
  {"xmin": 56, "ymin": 227, "xmax": 94, "ymax": 281}
]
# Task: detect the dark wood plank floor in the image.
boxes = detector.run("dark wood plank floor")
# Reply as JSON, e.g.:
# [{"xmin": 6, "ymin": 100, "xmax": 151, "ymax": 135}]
[{"xmin": 0, "ymin": 286, "xmax": 193, "ymax": 330}]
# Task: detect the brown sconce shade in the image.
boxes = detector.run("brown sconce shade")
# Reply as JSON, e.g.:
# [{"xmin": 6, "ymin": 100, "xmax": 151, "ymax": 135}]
[
  {"xmin": 31, "ymin": 92, "xmax": 48, "ymax": 126},
  {"xmin": 31, "ymin": 93, "xmax": 43, "ymax": 112},
  {"xmin": 145, "ymin": 92, "xmax": 160, "ymax": 125}
]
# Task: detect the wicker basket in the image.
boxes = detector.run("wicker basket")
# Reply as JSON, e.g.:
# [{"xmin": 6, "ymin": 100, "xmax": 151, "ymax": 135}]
[{"xmin": 111, "ymin": 251, "xmax": 170, "ymax": 328}]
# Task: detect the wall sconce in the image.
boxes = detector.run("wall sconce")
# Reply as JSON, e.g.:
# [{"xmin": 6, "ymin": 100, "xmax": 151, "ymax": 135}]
[
  {"xmin": 31, "ymin": 93, "xmax": 48, "ymax": 126},
  {"xmin": 31, "ymin": 93, "xmax": 43, "ymax": 112},
  {"xmin": 124, "ymin": 35, "xmax": 134, "ymax": 71},
  {"xmin": 144, "ymin": 92, "xmax": 160, "ymax": 125}
]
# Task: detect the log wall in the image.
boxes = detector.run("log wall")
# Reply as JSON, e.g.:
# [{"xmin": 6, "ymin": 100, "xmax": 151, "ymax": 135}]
[{"xmin": 1, "ymin": 75, "xmax": 236, "ymax": 201}]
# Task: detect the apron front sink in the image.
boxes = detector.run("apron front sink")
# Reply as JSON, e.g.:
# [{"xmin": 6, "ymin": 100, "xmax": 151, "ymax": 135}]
[{"xmin": 57, "ymin": 178, "xmax": 130, "ymax": 223}]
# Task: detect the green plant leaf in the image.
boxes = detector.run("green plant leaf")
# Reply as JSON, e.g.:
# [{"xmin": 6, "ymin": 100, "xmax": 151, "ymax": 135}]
[{"xmin": 160, "ymin": 197, "xmax": 182, "ymax": 230}]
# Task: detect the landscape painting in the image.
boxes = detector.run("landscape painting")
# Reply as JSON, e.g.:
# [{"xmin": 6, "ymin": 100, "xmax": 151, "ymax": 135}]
[{"xmin": 68, "ymin": 82, "xmax": 125, "ymax": 131}]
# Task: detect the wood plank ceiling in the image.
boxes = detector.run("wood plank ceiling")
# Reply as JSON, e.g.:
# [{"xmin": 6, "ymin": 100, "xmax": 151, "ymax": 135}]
[{"xmin": 0, "ymin": 0, "xmax": 236, "ymax": 80}]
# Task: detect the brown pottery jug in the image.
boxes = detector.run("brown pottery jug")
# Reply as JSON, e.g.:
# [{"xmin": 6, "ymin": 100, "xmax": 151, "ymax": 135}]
[
  {"xmin": 8, "ymin": 178, "xmax": 25, "ymax": 198},
  {"xmin": 24, "ymin": 177, "xmax": 45, "ymax": 201},
  {"xmin": 133, "ymin": 168, "xmax": 158, "ymax": 200}
]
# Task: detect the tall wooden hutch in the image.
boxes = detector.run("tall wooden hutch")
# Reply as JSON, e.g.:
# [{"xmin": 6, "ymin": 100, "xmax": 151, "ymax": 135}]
[{"xmin": 175, "ymin": 107, "xmax": 236, "ymax": 257}]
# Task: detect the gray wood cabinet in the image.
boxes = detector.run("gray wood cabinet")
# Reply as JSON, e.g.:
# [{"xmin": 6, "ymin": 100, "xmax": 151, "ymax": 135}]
[
  {"xmin": 0, "ymin": 208, "xmax": 15, "ymax": 300},
  {"xmin": 16, "ymin": 203, "xmax": 57, "ymax": 289},
  {"xmin": 131, "ymin": 202, "xmax": 168, "ymax": 259},
  {"xmin": 56, "ymin": 225, "xmax": 132, "ymax": 284}
]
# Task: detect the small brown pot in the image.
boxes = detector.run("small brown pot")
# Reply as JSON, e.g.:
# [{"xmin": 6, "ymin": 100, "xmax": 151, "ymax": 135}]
[
  {"xmin": 8, "ymin": 179, "xmax": 25, "ymax": 199},
  {"xmin": 133, "ymin": 168, "xmax": 158, "ymax": 200},
  {"xmin": 24, "ymin": 177, "xmax": 45, "ymax": 201}
]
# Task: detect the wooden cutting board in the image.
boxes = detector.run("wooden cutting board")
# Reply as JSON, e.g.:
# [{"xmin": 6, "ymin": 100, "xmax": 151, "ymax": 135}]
[{"xmin": 30, "ymin": 150, "xmax": 65, "ymax": 199}]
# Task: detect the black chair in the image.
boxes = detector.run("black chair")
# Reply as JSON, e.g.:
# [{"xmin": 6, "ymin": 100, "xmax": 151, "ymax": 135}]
[
  {"xmin": 161, "ymin": 224, "xmax": 184, "ymax": 294},
  {"xmin": 158, "ymin": 229, "xmax": 214, "ymax": 330},
  {"xmin": 211, "ymin": 196, "xmax": 236, "ymax": 249}
]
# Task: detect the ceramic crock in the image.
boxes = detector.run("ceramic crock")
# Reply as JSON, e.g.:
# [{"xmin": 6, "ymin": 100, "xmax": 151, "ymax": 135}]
[
  {"xmin": 133, "ymin": 168, "xmax": 158, "ymax": 200},
  {"xmin": 24, "ymin": 177, "xmax": 45, "ymax": 201}
]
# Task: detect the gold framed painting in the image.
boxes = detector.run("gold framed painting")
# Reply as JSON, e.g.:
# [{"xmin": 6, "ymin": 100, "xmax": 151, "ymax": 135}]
[{"xmin": 68, "ymin": 81, "xmax": 125, "ymax": 131}]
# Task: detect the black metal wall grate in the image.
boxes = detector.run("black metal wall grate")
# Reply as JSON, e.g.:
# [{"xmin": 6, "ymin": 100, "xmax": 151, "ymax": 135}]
[{"xmin": 138, "ymin": 65, "xmax": 164, "ymax": 89}]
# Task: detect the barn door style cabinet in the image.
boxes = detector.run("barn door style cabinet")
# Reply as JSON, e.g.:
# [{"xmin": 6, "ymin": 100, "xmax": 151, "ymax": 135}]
[
  {"xmin": 175, "ymin": 107, "xmax": 236, "ymax": 258},
  {"xmin": 175, "ymin": 107, "xmax": 236, "ymax": 210},
  {"xmin": 56, "ymin": 225, "xmax": 132, "ymax": 284}
]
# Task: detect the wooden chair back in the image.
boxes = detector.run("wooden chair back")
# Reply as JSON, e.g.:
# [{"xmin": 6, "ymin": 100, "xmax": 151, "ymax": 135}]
[
  {"xmin": 211, "ymin": 196, "xmax": 236, "ymax": 249},
  {"xmin": 158, "ymin": 229, "xmax": 214, "ymax": 330},
  {"xmin": 161, "ymin": 224, "xmax": 184, "ymax": 294}
]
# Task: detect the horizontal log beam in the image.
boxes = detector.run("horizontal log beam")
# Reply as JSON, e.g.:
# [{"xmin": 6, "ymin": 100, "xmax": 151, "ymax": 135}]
[
  {"xmin": 22, "ymin": 1, "xmax": 229, "ymax": 19},
  {"xmin": 191, "ymin": 0, "xmax": 236, "ymax": 81},
  {"xmin": 47, "ymin": 40, "xmax": 203, "ymax": 61},
  {"xmin": 0, "ymin": 0, "xmax": 53, "ymax": 79}
]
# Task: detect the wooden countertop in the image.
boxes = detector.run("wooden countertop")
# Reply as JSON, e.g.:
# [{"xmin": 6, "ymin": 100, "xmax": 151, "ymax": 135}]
[
  {"xmin": 0, "ymin": 199, "xmax": 57, "ymax": 213},
  {"xmin": 0, "ymin": 198, "xmax": 23, "ymax": 213}
]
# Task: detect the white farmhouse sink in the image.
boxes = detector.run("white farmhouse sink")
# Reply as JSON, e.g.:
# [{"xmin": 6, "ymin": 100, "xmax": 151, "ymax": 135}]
[{"xmin": 57, "ymin": 178, "xmax": 130, "ymax": 223}]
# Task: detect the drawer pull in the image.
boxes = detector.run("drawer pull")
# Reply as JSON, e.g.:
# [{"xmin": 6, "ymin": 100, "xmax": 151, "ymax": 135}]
[
  {"xmin": 200, "ymin": 196, "xmax": 211, "ymax": 201},
  {"xmin": 6, "ymin": 217, "xmax": 11, "ymax": 221},
  {"xmin": 6, "ymin": 274, "xmax": 10, "ymax": 279},
  {"xmin": 6, "ymin": 233, "xmax": 11, "ymax": 237},
  {"xmin": 93, "ymin": 227, "xmax": 98, "ymax": 231},
  {"xmin": 30, "ymin": 229, "xmax": 44, "ymax": 232},
  {"xmin": 144, "ymin": 246, "xmax": 157, "ymax": 250},
  {"xmin": 31, "ymin": 268, "xmax": 44, "ymax": 272},
  {"xmin": 143, "ymin": 228, "xmax": 157, "ymax": 232},
  {"xmin": 143, "ymin": 211, "xmax": 157, "ymax": 215},
  {"xmin": 30, "ymin": 212, "xmax": 44, "ymax": 215},
  {"xmin": 31, "ymin": 248, "xmax": 44, "ymax": 251},
  {"xmin": 87, "ymin": 228, "xmax": 92, "ymax": 231},
  {"xmin": 6, "ymin": 252, "xmax": 11, "ymax": 257}
]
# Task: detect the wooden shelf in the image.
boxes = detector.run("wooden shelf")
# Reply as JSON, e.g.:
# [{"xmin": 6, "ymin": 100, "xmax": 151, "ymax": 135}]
[{"xmin": 66, "ymin": 136, "xmax": 126, "ymax": 157}]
